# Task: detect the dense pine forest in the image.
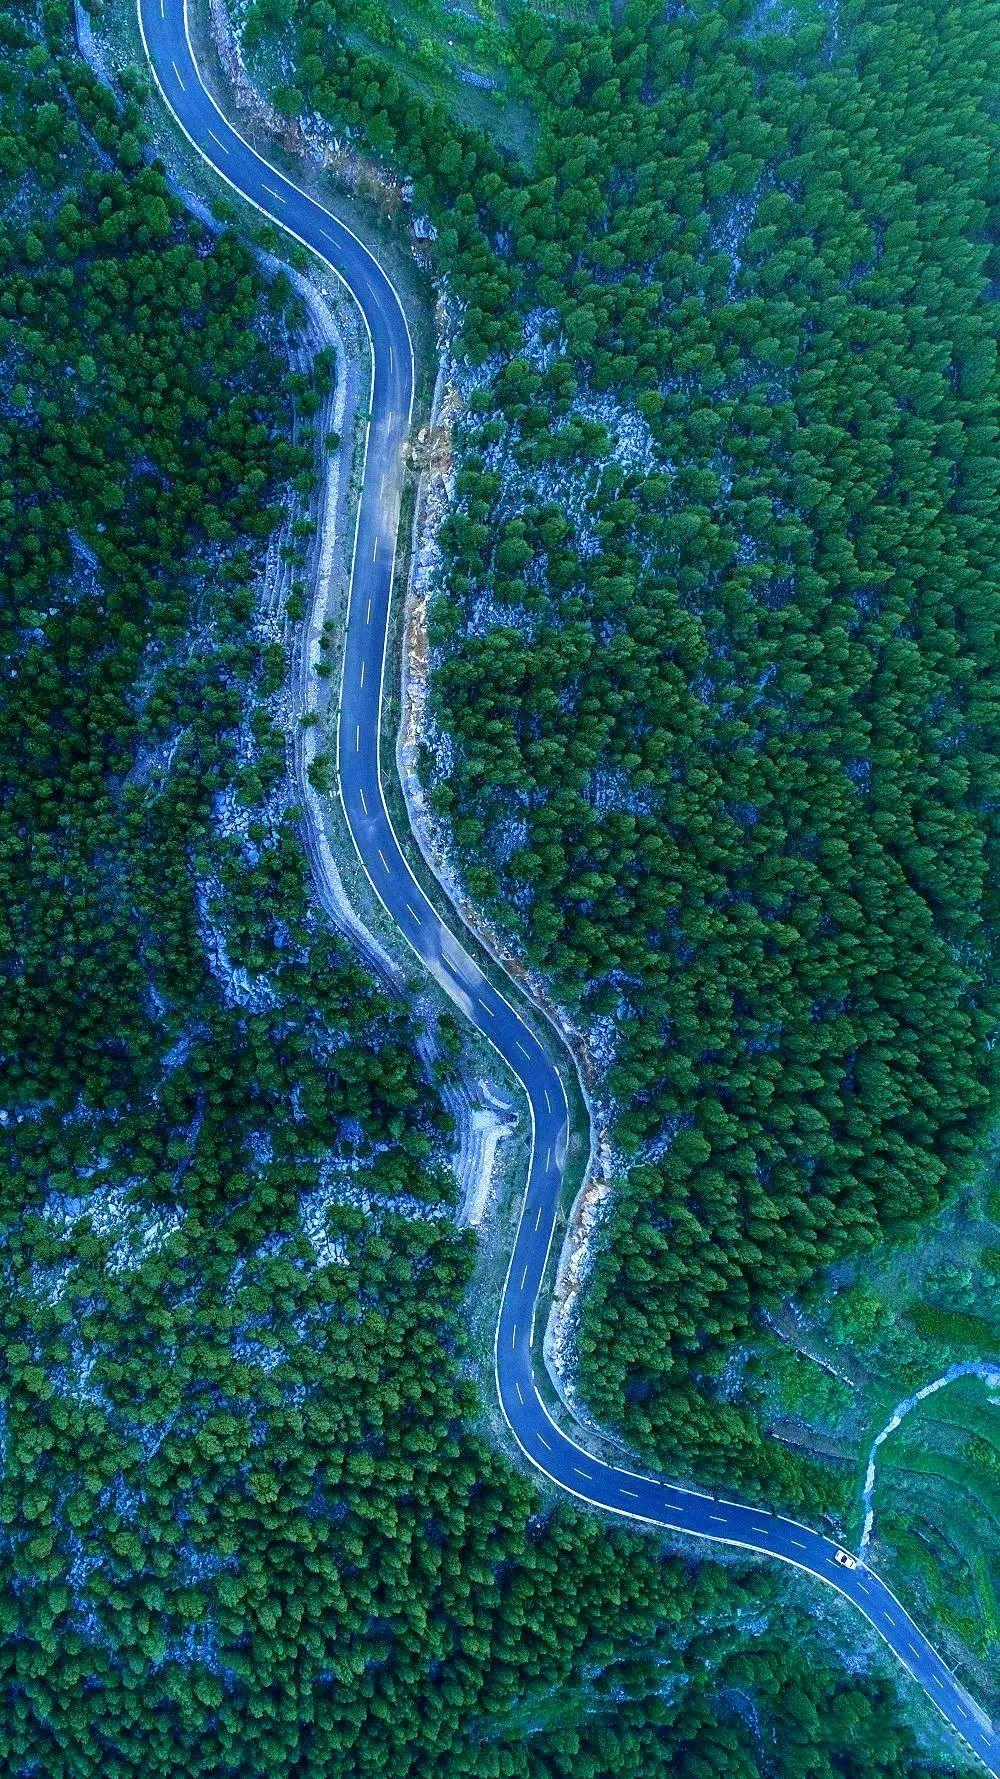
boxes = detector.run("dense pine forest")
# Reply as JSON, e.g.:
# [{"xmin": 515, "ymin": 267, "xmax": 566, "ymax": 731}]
[
  {"xmin": 254, "ymin": 0, "xmax": 998, "ymax": 1506},
  {"xmin": 2, "ymin": 0, "xmax": 981, "ymax": 1771},
  {"xmin": 1, "ymin": 0, "xmax": 994, "ymax": 1768}
]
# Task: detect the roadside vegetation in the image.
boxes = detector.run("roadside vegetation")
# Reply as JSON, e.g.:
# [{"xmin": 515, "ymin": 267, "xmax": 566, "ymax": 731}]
[
  {"xmin": 250, "ymin": 0, "xmax": 997, "ymax": 1484},
  {"xmin": 2, "ymin": 0, "xmax": 980, "ymax": 1772},
  {"xmin": 245, "ymin": 0, "xmax": 998, "ymax": 1703}
]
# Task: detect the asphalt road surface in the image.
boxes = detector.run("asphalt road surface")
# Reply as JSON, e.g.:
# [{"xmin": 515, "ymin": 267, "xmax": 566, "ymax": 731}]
[{"xmin": 136, "ymin": 4, "xmax": 999, "ymax": 1768}]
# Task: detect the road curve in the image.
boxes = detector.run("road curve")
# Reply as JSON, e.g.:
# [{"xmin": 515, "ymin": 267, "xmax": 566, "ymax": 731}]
[{"xmin": 136, "ymin": 4, "xmax": 998, "ymax": 1768}]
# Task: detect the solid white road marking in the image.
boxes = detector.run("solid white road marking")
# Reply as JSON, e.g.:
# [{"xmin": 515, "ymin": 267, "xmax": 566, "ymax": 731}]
[
  {"xmin": 358, "ymin": 786, "xmax": 367, "ymax": 815},
  {"xmin": 171, "ymin": 59, "xmax": 185, "ymax": 89},
  {"xmin": 207, "ymin": 128, "xmax": 229, "ymax": 154}
]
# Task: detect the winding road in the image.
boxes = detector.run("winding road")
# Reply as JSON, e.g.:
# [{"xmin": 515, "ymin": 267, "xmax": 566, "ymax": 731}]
[{"xmin": 136, "ymin": 3, "xmax": 998, "ymax": 1768}]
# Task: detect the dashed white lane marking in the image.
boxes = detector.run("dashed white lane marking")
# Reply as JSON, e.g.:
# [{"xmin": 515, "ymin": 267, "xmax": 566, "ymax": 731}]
[
  {"xmin": 477, "ymin": 996, "xmax": 495, "ymax": 1018},
  {"xmin": 359, "ymin": 787, "xmax": 368, "ymax": 815},
  {"xmin": 909, "ymin": 1643, "xmax": 921, "ymax": 1658},
  {"xmin": 932, "ymin": 1674, "xmax": 944, "ymax": 1689},
  {"xmin": 208, "ymin": 128, "xmax": 229, "ymax": 154},
  {"xmin": 514, "ymin": 1380, "xmax": 523, "ymax": 1405},
  {"xmin": 790, "ymin": 1539, "xmax": 807, "ymax": 1550},
  {"xmin": 406, "ymin": 902, "xmax": 421, "ymax": 925},
  {"xmin": 573, "ymin": 1466, "xmax": 593, "ymax": 1482},
  {"xmin": 261, "ymin": 183, "xmax": 286, "ymax": 204},
  {"xmin": 534, "ymin": 1204, "xmax": 544, "ymax": 1231},
  {"xmin": 354, "ymin": 725, "xmax": 360, "ymax": 752},
  {"xmin": 365, "ymin": 597, "xmax": 372, "ymax": 623},
  {"xmin": 511, "ymin": 1323, "xmax": 517, "ymax": 1350},
  {"xmin": 517, "ymin": 1041, "xmax": 531, "ymax": 1059},
  {"xmin": 709, "ymin": 1514, "xmax": 726, "ymax": 1524},
  {"xmin": 377, "ymin": 849, "xmax": 389, "ymax": 871},
  {"xmin": 171, "ymin": 59, "xmax": 185, "ymax": 89},
  {"xmin": 520, "ymin": 1264, "xmax": 528, "ymax": 1290},
  {"xmin": 545, "ymin": 1146, "xmax": 551, "ymax": 1169},
  {"xmin": 752, "ymin": 1523, "xmax": 771, "ymax": 1536},
  {"xmin": 388, "ymin": 344, "xmax": 394, "ymax": 371},
  {"xmin": 537, "ymin": 1431, "xmax": 551, "ymax": 1451},
  {"xmin": 359, "ymin": 660, "xmax": 366, "ymax": 688},
  {"xmin": 543, "ymin": 1089, "xmax": 551, "ymax": 1112},
  {"xmin": 372, "ymin": 535, "xmax": 378, "ymax": 560},
  {"xmin": 884, "ymin": 1613, "xmax": 895, "ymax": 1629},
  {"xmin": 621, "ymin": 1488, "xmax": 640, "ymax": 1500}
]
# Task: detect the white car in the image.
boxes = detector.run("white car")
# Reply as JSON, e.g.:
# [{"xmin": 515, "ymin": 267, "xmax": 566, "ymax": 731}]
[{"xmin": 834, "ymin": 1549, "xmax": 859, "ymax": 1570}]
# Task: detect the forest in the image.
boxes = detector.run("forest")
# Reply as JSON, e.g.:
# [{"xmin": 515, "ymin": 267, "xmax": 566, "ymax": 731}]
[
  {"xmin": 0, "ymin": 0, "xmax": 994, "ymax": 1768},
  {"xmin": 250, "ymin": 0, "xmax": 999, "ymax": 1509},
  {"xmin": 1, "ymin": 0, "xmax": 982, "ymax": 1771}
]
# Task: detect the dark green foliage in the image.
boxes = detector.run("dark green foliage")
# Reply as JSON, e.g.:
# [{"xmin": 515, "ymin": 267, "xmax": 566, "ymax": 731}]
[
  {"xmin": 906, "ymin": 1303, "xmax": 998, "ymax": 1358},
  {"xmin": 0, "ymin": 0, "xmax": 987, "ymax": 1770},
  {"xmin": 266, "ymin": 0, "xmax": 998, "ymax": 1504}
]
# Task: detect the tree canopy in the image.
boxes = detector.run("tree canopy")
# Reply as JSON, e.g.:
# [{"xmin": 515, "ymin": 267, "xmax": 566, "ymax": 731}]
[{"xmin": 259, "ymin": 0, "xmax": 998, "ymax": 1505}]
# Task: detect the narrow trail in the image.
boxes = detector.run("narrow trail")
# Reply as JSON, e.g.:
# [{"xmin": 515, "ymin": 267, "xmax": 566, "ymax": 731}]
[
  {"xmin": 860, "ymin": 1362, "xmax": 1000, "ymax": 1556},
  {"xmin": 133, "ymin": 3, "xmax": 998, "ymax": 1767}
]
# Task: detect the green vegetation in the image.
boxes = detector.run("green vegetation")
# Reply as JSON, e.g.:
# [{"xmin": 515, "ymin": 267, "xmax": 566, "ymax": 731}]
[
  {"xmin": 906, "ymin": 1305, "xmax": 997, "ymax": 1359},
  {"xmin": 2, "ymin": 0, "xmax": 979, "ymax": 1771},
  {"xmin": 729, "ymin": 1162, "xmax": 999, "ymax": 1703},
  {"xmin": 245, "ymin": 0, "xmax": 539, "ymax": 158},
  {"xmin": 257, "ymin": 0, "xmax": 997, "ymax": 1511}
]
